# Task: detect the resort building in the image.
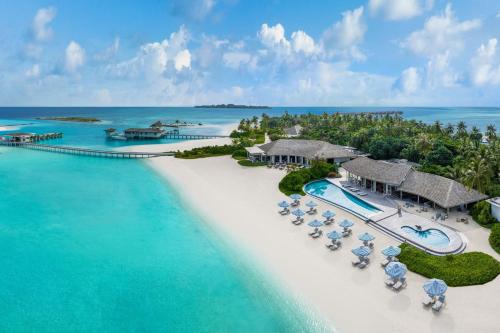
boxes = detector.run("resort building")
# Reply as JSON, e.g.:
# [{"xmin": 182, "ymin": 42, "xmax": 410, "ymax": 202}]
[
  {"xmin": 245, "ymin": 139, "xmax": 357, "ymax": 165},
  {"xmin": 487, "ymin": 197, "xmax": 500, "ymax": 221},
  {"xmin": 342, "ymin": 157, "xmax": 488, "ymax": 212},
  {"xmin": 284, "ymin": 125, "xmax": 303, "ymax": 137},
  {"xmin": 124, "ymin": 128, "xmax": 165, "ymax": 139}
]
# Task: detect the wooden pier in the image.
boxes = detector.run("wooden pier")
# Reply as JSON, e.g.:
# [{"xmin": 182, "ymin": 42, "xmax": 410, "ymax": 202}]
[{"xmin": 0, "ymin": 141, "xmax": 174, "ymax": 159}]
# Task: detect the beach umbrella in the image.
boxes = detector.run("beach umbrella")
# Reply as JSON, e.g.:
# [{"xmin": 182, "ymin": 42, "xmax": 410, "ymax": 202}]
[
  {"xmin": 423, "ymin": 279, "xmax": 448, "ymax": 297},
  {"xmin": 385, "ymin": 262, "xmax": 407, "ymax": 279},
  {"xmin": 322, "ymin": 210, "xmax": 336, "ymax": 219},
  {"xmin": 381, "ymin": 246, "xmax": 401, "ymax": 258},
  {"xmin": 305, "ymin": 201, "xmax": 318, "ymax": 208},
  {"xmin": 351, "ymin": 246, "xmax": 371, "ymax": 257},
  {"xmin": 308, "ymin": 219, "xmax": 324, "ymax": 228},
  {"xmin": 358, "ymin": 232, "xmax": 375, "ymax": 242},
  {"xmin": 327, "ymin": 230, "xmax": 343, "ymax": 240},
  {"xmin": 291, "ymin": 209, "xmax": 306, "ymax": 217},
  {"xmin": 290, "ymin": 193, "xmax": 302, "ymax": 201},
  {"xmin": 278, "ymin": 201, "xmax": 290, "ymax": 208},
  {"xmin": 339, "ymin": 219, "xmax": 354, "ymax": 228}
]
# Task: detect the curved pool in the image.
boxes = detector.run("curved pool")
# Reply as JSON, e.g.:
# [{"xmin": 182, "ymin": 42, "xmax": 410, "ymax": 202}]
[
  {"xmin": 304, "ymin": 180, "xmax": 381, "ymax": 219},
  {"xmin": 401, "ymin": 226, "xmax": 451, "ymax": 248}
]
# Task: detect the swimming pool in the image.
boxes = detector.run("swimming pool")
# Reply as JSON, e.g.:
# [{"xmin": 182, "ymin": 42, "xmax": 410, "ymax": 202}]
[
  {"xmin": 401, "ymin": 226, "xmax": 451, "ymax": 248},
  {"xmin": 304, "ymin": 180, "xmax": 381, "ymax": 219}
]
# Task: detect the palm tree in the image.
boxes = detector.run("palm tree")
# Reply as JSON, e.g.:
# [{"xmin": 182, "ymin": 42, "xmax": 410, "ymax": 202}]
[
  {"xmin": 486, "ymin": 124, "xmax": 497, "ymax": 141},
  {"xmin": 456, "ymin": 121, "xmax": 467, "ymax": 138},
  {"xmin": 469, "ymin": 126, "xmax": 483, "ymax": 146},
  {"xmin": 444, "ymin": 123, "xmax": 454, "ymax": 136},
  {"xmin": 461, "ymin": 157, "xmax": 493, "ymax": 193}
]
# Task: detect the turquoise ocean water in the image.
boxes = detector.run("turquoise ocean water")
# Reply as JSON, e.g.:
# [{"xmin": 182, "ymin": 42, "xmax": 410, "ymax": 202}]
[
  {"xmin": 0, "ymin": 107, "xmax": 498, "ymax": 332},
  {"xmin": 0, "ymin": 147, "xmax": 324, "ymax": 332}
]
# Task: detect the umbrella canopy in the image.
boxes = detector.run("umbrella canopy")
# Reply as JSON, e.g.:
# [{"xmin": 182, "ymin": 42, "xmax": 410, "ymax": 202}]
[
  {"xmin": 308, "ymin": 219, "xmax": 324, "ymax": 228},
  {"xmin": 305, "ymin": 201, "xmax": 318, "ymax": 208},
  {"xmin": 385, "ymin": 262, "xmax": 407, "ymax": 279},
  {"xmin": 423, "ymin": 279, "xmax": 448, "ymax": 297},
  {"xmin": 327, "ymin": 230, "xmax": 343, "ymax": 240},
  {"xmin": 291, "ymin": 209, "xmax": 306, "ymax": 217},
  {"xmin": 381, "ymin": 246, "xmax": 401, "ymax": 257},
  {"xmin": 358, "ymin": 232, "xmax": 375, "ymax": 242},
  {"xmin": 278, "ymin": 201, "xmax": 290, "ymax": 208},
  {"xmin": 339, "ymin": 219, "xmax": 354, "ymax": 228},
  {"xmin": 322, "ymin": 210, "xmax": 336, "ymax": 219},
  {"xmin": 351, "ymin": 246, "xmax": 371, "ymax": 257},
  {"xmin": 290, "ymin": 193, "xmax": 302, "ymax": 200}
]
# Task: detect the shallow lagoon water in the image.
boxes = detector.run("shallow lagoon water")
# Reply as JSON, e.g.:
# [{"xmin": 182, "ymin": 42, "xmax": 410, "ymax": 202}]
[{"xmin": 0, "ymin": 147, "xmax": 323, "ymax": 332}]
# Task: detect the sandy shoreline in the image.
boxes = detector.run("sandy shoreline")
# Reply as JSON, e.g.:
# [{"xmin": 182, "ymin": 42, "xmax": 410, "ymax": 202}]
[{"xmin": 122, "ymin": 139, "xmax": 499, "ymax": 333}]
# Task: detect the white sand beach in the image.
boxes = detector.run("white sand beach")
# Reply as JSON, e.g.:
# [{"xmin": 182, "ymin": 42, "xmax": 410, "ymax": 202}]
[
  {"xmin": 122, "ymin": 139, "xmax": 499, "ymax": 333},
  {"xmin": 0, "ymin": 125, "xmax": 19, "ymax": 131}
]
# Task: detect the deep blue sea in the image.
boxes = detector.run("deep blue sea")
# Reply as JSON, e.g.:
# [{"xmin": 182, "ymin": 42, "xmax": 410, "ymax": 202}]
[{"xmin": 0, "ymin": 106, "xmax": 498, "ymax": 332}]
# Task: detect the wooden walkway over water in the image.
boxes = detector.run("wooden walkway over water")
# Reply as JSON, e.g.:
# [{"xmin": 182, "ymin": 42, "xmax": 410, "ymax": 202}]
[{"xmin": 0, "ymin": 142, "xmax": 174, "ymax": 159}]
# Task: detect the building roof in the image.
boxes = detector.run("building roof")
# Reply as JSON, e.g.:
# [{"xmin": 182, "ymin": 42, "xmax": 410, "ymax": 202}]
[
  {"xmin": 284, "ymin": 125, "xmax": 302, "ymax": 136},
  {"xmin": 342, "ymin": 157, "xmax": 412, "ymax": 186},
  {"xmin": 245, "ymin": 146, "xmax": 265, "ymax": 154},
  {"xmin": 258, "ymin": 139, "xmax": 356, "ymax": 160},
  {"xmin": 2, "ymin": 132, "xmax": 33, "ymax": 137},
  {"xmin": 125, "ymin": 128, "xmax": 164, "ymax": 133},
  {"xmin": 398, "ymin": 170, "xmax": 488, "ymax": 209},
  {"xmin": 488, "ymin": 197, "xmax": 500, "ymax": 207}
]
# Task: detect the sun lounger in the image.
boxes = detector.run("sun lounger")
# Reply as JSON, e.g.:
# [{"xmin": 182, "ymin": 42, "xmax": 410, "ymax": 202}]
[
  {"xmin": 279, "ymin": 209, "xmax": 290, "ymax": 215},
  {"xmin": 358, "ymin": 192, "xmax": 367, "ymax": 196},
  {"xmin": 342, "ymin": 229, "xmax": 352, "ymax": 237},
  {"xmin": 350, "ymin": 188, "xmax": 360, "ymax": 192},
  {"xmin": 422, "ymin": 295, "xmax": 434, "ymax": 307},
  {"xmin": 385, "ymin": 278, "xmax": 395, "ymax": 287},
  {"xmin": 432, "ymin": 299, "xmax": 444, "ymax": 312},
  {"xmin": 352, "ymin": 259, "xmax": 361, "ymax": 266},
  {"xmin": 312, "ymin": 230, "xmax": 323, "ymax": 238},
  {"xmin": 381, "ymin": 258, "xmax": 390, "ymax": 267},
  {"xmin": 368, "ymin": 242, "xmax": 374, "ymax": 248},
  {"xmin": 392, "ymin": 280, "xmax": 404, "ymax": 290},
  {"xmin": 292, "ymin": 218, "xmax": 304, "ymax": 225},
  {"xmin": 358, "ymin": 261, "xmax": 368, "ymax": 269},
  {"xmin": 324, "ymin": 219, "xmax": 334, "ymax": 225},
  {"xmin": 307, "ymin": 208, "xmax": 317, "ymax": 215},
  {"xmin": 290, "ymin": 201, "xmax": 299, "ymax": 207}
]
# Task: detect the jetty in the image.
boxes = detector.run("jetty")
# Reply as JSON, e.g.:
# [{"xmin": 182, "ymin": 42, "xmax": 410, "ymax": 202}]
[{"xmin": 0, "ymin": 142, "xmax": 174, "ymax": 159}]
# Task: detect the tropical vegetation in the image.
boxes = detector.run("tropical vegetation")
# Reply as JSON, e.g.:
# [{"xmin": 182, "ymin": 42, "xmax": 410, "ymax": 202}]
[
  {"xmin": 490, "ymin": 224, "xmax": 500, "ymax": 254},
  {"xmin": 279, "ymin": 160, "xmax": 337, "ymax": 195},
  {"xmin": 260, "ymin": 112, "xmax": 499, "ymax": 197},
  {"xmin": 470, "ymin": 201, "xmax": 497, "ymax": 227},
  {"xmin": 398, "ymin": 244, "xmax": 500, "ymax": 286}
]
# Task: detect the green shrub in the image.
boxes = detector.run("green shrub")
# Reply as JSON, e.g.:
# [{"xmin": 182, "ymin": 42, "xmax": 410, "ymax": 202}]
[
  {"xmin": 471, "ymin": 201, "xmax": 497, "ymax": 228},
  {"xmin": 278, "ymin": 160, "xmax": 334, "ymax": 195},
  {"xmin": 237, "ymin": 160, "xmax": 266, "ymax": 167},
  {"xmin": 175, "ymin": 144, "xmax": 241, "ymax": 159},
  {"xmin": 231, "ymin": 148, "xmax": 248, "ymax": 160},
  {"xmin": 489, "ymin": 224, "xmax": 500, "ymax": 254},
  {"xmin": 398, "ymin": 243, "xmax": 500, "ymax": 286}
]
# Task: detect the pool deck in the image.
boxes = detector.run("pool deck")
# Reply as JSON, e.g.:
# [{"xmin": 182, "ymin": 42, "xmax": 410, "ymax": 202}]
[{"xmin": 322, "ymin": 178, "xmax": 466, "ymax": 255}]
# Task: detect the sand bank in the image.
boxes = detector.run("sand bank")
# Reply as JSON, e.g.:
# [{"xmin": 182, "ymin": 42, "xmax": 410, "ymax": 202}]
[{"xmin": 122, "ymin": 140, "xmax": 499, "ymax": 333}]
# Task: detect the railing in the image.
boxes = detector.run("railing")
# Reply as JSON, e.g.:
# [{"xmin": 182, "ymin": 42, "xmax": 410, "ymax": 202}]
[{"xmin": 0, "ymin": 141, "xmax": 174, "ymax": 159}]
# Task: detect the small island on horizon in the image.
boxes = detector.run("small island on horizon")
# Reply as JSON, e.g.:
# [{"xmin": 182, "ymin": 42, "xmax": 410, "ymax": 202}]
[{"xmin": 194, "ymin": 104, "xmax": 271, "ymax": 109}]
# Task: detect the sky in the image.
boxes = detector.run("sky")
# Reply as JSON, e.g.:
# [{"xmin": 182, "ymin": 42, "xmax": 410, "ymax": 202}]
[{"xmin": 0, "ymin": 0, "xmax": 499, "ymax": 106}]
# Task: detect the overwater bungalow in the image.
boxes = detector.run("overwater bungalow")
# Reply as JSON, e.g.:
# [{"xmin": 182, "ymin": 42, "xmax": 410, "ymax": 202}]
[
  {"xmin": 342, "ymin": 157, "xmax": 488, "ymax": 212},
  {"xmin": 124, "ymin": 127, "xmax": 165, "ymax": 139},
  {"xmin": 1, "ymin": 132, "xmax": 34, "ymax": 142},
  {"xmin": 245, "ymin": 139, "xmax": 357, "ymax": 166}
]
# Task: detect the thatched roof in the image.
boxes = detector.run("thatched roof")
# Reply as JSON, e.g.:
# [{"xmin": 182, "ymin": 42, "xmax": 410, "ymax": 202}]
[
  {"xmin": 284, "ymin": 125, "xmax": 302, "ymax": 136},
  {"xmin": 342, "ymin": 157, "xmax": 412, "ymax": 186},
  {"xmin": 258, "ymin": 139, "xmax": 355, "ymax": 160},
  {"xmin": 398, "ymin": 170, "xmax": 488, "ymax": 208}
]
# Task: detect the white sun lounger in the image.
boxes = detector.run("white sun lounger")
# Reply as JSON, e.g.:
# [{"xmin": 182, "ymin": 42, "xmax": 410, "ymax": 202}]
[
  {"xmin": 432, "ymin": 299, "xmax": 444, "ymax": 311},
  {"xmin": 358, "ymin": 192, "xmax": 367, "ymax": 196},
  {"xmin": 279, "ymin": 209, "xmax": 290, "ymax": 215},
  {"xmin": 312, "ymin": 230, "xmax": 323, "ymax": 238},
  {"xmin": 292, "ymin": 218, "xmax": 304, "ymax": 225},
  {"xmin": 350, "ymin": 188, "xmax": 360, "ymax": 192},
  {"xmin": 381, "ymin": 258, "xmax": 390, "ymax": 267},
  {"xmin": 385, "ymin": 278, "xmax": 395, "ymax": 287},
  {"xmin": 307, "ymin": 208, "xmax": 317, "ymax": 215},
  {"xmin": 324, "ymin": 219, "xmax": 334, "ymax": 225},
  {"xmin": 392, "ymin": 278, "xmax": 407, "ymax": 291},
  {"xmin": 422, "ymin": 295, "xmax": 434, "ymax": 307},
  {"xmin": 358, "ymin": 260, "xmax": 368, "ymax": 269}
]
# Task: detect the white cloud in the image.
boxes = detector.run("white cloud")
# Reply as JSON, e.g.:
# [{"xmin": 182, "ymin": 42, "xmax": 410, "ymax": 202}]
[
  {"xmin": 470, "ymin": 38, "xmax": 500, "ymax": 86},
  {"xmin": 291, "ymin": 30, "xmax": 318, "ymax": 55},
  {"xmin": 65, "ymin": 41, "xmax": 86, "ymax": 72},
  {"xmin": 223, "ymin": 51, "xmax": 251, "ymax": 69},
  {"xmin": 174, "ymin": 49, "xmax": 191, "ymax": 71},
  {"xmin": 403, "ymin": 4, "xmax": 481, "ymax": 57},
  {"xmin": 94, "ymin": 37, "xmax": 120, "ymax": 61},
  {"xmin": 425, "ymin": 52, "xmax": 460, "ymax": 88},
  {"xmin": 369, "ymin": 0, "xmax": 429, "ymax": 20},
  {"xmin": 108, "ymin": 26, "xmax": 190, "ymax": 78},
  {"xmin": 95, "ymin": 89, "xmax": 112, "ymax": 104},
  {"xmin": 322, "ymin": 7, "xmax": 366, "ymax": 60},
  {"xmin": 32, "ymin": 7, "xmax": 56, "ymax": 42},
  {"xmin": 171, "ymin": 0, "xmax": 216, "ymax": 21},
  {"xmin": 396, "ymin": 67, "xmax": 421, "ymax": 93},
  {"xmin": 25, "ymin": 64, "xmax": 41, "ymax": 78},
  {"xmin": 258, "ymin": 23, "xmax": 291, "ymax": 53}
]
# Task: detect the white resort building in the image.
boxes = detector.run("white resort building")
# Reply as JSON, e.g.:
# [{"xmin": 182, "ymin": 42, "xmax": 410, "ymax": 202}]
[
  {"xmin": 342, "ymin": 156, "xmax": 488, "ymax": 212},
  {"xmin": 124, "ymin": 128, "xmax": 165, "ymax": 139},
  {"xmin": 245, "ymin": 139, "xmax": 357, "ymax": 166},
  {"xmin": 487, "ymin": 197, "xmax": 500, "ymax": 221}
]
